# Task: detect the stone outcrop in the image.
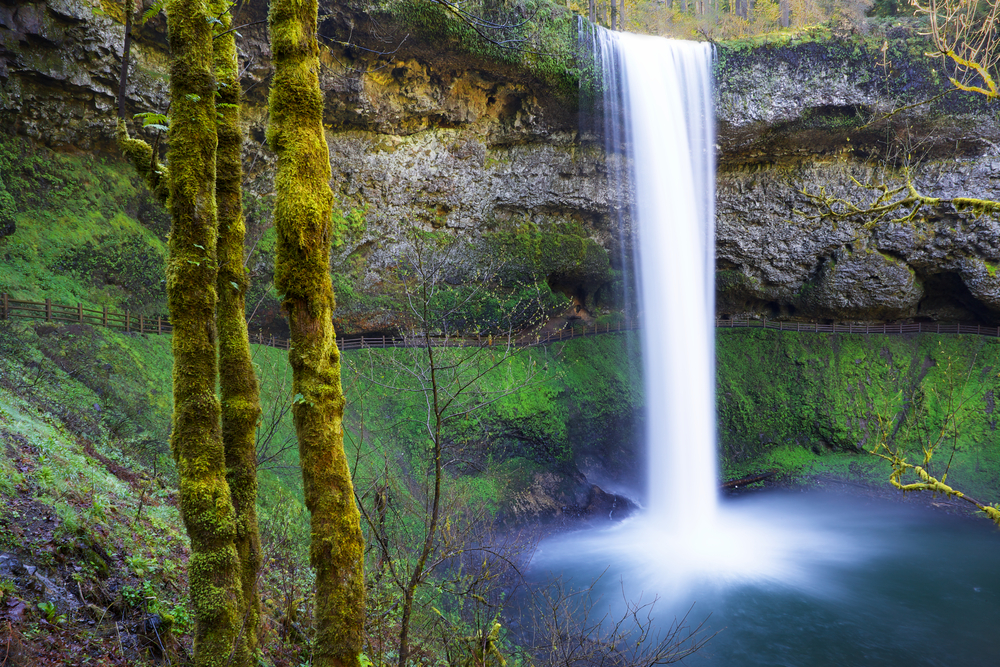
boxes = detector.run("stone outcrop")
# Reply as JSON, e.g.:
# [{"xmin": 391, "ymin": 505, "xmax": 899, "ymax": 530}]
[
  {"xmin": 3, "ymin": 1, "xmax": 999, "ymax": 325},
  {"xmin": 0, "ymin": 0, "xmax": 171, "ymax": 152},
  {"xmin": 714, "ymin": 29, "xmax": 1000, "ymax": 323}
]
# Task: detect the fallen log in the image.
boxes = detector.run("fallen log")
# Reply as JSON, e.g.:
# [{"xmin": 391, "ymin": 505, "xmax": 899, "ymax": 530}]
[{"xmin": 721, "ymin": 469, "xmax": 778, "ymax": 489}]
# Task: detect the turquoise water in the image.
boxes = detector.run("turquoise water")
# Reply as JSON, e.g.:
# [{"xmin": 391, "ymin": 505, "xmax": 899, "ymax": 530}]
[{"xmin": 529, "ymin": 491, "xmax": 1000, "ymax": 666}]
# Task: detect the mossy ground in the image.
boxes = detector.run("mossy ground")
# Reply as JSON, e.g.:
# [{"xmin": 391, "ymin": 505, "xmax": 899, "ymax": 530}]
[
  {"xmin": 0, "ymin": 136, "xmax": 170, "ymax": 315},
  {"xmin": 0, "ymin": 321, "xmax": 313, "ymax": 664}
]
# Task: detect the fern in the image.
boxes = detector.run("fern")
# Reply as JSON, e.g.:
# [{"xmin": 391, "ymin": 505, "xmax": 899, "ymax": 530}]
[{"xmin": 140, "ymin": 0, "xmax": 167, "ymax": 25}]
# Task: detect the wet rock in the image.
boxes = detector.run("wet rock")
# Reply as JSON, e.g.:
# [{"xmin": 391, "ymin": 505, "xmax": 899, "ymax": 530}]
[
  {"xmin": 582, "ymin": 484, "xmax": 636, "ymax": 520},
  {"xmin": 802, "ymin": 246, "xmax": 924, "ymax": 319},
  {"xmin": 4, "ymin": 0, "xmax": 998, "ymax": 325},
  {"xmin": 716, "ymin": 160, "xmax": 1000, "ymax": 323},
  {"xmin": 135, "ymin": 613, "xmax": 173, "ymax": 655}
]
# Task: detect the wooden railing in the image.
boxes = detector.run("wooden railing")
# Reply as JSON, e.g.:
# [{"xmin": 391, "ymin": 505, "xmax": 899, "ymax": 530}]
[
  {"xmin": 0, "ymin": 293, "xmax": 640, "ymax": 351},
  {"xmin": 1, "ymin": 294, "xmax": 172, "ymax": 334},
  {"xmin": 4, "ymin": 293, "xmax": 1000, "ymax": 350},
  {"xmin": 714, "ymin": 317, "xmax": 1000, "ymax": 337}
]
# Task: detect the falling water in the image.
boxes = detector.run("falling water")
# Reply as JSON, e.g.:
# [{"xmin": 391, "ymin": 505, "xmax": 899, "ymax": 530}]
[
  {"xmin": 588, "ymin": 26, "xmax": 718, "ymax": 534},
  {"xmin": 531, "ymin": 26, "xmax": 1000, "ymax": 665},
  {"xmin": 620, "ymin": 33, "xmax": 717, "ymax": 530},
  {"xmin": 562, "ymin": 26, "xmax": 808, "ymax": 589}
]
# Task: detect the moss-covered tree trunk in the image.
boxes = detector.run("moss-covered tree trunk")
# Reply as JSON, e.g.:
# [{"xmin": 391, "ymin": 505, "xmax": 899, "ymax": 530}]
[
  {"xmin": 213, "ymin": 2, "xmax": 262, "ymax": 661},
  {"xmin": 267, "ymin": 1, "xmax": 365, "ymax": 665},
  {"xmin": 165, "ymin": 1, "xmax": 244, "ymax": 664}
]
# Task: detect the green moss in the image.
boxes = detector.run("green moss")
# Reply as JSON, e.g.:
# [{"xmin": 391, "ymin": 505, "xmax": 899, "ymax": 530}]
[
  {"xmin": 717, "ymin": 330, "xmax": 1000, "ymax": 504},
  {"xmin": 212, "ymin": 2, "xmax": 263, "ymax": 662},
  {"xmin": 383, "ymin": 0, "xmax": 581, "ymax": 101},
  {"xmin": 343, "ymin": 332, "xmax": 642, "ymax": 491},
  {"xmin": 269, "ymin": 0, "xmax": 366, "ymax": 663},
  {"xmin": 162, "ymin": 1, "xmax": 246, "ymax": 663},
  {"xmin": 0, "ymin": 135, "xmax": 169, "ymax": 312},
  {"xmin": 481, "ymin": 219, "xmax": 614, "ymax": 305}
]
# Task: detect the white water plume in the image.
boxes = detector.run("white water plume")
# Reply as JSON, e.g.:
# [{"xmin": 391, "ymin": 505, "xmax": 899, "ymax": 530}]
[
  {"xmin": 591, "ymin": 27, "xmax": 718, "ymax": 535},
  {"xmin": 530, "ymin": 29, "xmax": 1000, "ymax": 666},
  {"xmin": 534, "ymin": 26, "xmax": 871, "ymax": 592}
]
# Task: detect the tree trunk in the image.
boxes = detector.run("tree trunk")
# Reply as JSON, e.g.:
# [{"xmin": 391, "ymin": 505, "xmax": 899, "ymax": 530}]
[
  {"xmin": 117, "ymin": 0, "xmax": 133, "ymax": 119},
  {"xmin": 267, "ymin": 1, "xmax": 366, "ymax": 666},
  {"xmin": 780, "ymin": 0, "xmax": 790, "ymax": 26},
  {"xmin": 212, "ymin": 1, "xmax": 262, "ymax": 662},
  {"xmin": 165, "ymin": 1, "xmax": 244, "ymax": 665}
]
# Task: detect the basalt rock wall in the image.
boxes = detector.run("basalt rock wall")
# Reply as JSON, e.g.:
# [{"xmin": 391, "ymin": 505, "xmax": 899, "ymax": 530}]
[
  {"xmin": 2, "ymin": 1, "xmax": 998, "ymax": 326},
  {"xmin": 715, "ymin": 29, "xmax": 1000, "ymax": 324}
]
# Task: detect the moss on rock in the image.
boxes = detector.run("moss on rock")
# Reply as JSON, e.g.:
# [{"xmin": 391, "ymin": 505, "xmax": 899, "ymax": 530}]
[{"xmin": 717, "ymin": 329, "xmax": 1000, "ymax": 504}]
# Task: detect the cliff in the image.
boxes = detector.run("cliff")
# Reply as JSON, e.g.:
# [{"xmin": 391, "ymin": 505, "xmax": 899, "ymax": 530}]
[{"xmin": 1, "ymin": 2, "xmax": 998, "ymax": 331}]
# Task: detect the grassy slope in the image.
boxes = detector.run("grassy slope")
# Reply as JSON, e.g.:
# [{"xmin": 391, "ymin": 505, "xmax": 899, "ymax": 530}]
[
  {"xmin": 0, "ymin": 136, "xmax": 171, "ymax": 315},
  {"xmin": 0, "ymin": 319, "xmax": 319, "ymax": 663},
  {"xmin": 340, "ymin": 332, "xmax": 644, "ymax": 518}
]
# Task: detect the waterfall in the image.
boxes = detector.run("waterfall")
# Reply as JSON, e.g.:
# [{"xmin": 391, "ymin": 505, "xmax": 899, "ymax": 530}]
[
  {"xmin": 590, "ymin": 28, "xmax": 717, "ymax": 534},
  {"xmin": 528, "ymin": 31, "xmax": 1000, "ymax": 665},
  {"xmin": 534, "ymin": 25, "xmax": 870, "ymax": 598}
]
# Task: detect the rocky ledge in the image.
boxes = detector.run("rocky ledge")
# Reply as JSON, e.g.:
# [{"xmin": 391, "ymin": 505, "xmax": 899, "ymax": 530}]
[{"xmin": 2, "ymin": 2, "xmax": 998, "ymax": 325}]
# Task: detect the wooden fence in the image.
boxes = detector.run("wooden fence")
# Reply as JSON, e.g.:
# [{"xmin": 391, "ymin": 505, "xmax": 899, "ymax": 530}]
[
  {"xmin": 1, "ymin": 294, "xmax": 172, "ymax": 334},
  {"xmin": 0, "ymin": 293, "xmax": 641, "ymax": 351},
  {"xmin": 4, "ymin": 293, "xmax": 1000, "ymax": 350},
  {"xmin": 714, "ymin": 318, "xmax": 1000, "ymax": 337}
]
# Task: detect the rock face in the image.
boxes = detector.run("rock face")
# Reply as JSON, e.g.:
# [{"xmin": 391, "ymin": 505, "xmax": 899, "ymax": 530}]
[
  {"xmin": 3, "ymin": 1, "xmax": 999, "ymax": 325},
  {"xmin": 0, "ymin": 0, "xmax": 171, "ymax": 152},
  {"xmin": 714, "ymin": 32, "xmax": 1000, "ymax": 323},
  {"xmin": 716, "ymin": 160, "xmax": 1000, "ymax": 323}
]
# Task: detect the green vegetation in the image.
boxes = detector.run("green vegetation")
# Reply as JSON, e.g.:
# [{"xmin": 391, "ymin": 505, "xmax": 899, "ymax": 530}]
[
  {"xmin": 345, "ymin": 333, "xmax": 640, "ymax": 477},
  {"xmin": 0, "ymin": 318, "xmax": 313, "ymax": 662},
  {"xmin": 718, "ymin": 329, "xmax": 1000, "ymax": 507},
  {"xmin": 382, "ymin": 0, "xmax": 581, "ymax": 99},
  {"xmin": 0, "ymin": 136, "xmax": 169, "ymax": 314}
]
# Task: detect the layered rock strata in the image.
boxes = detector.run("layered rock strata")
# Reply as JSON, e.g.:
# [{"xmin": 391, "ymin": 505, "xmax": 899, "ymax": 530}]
[{"xmin": 2, "ymin": 1, "xmax": 998, "ymax": 323}]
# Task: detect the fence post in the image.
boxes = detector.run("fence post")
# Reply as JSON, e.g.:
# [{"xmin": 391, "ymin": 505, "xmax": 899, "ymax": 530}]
[
  {"xmin": 1, "ymin": 293, "xmax": 6, "ymax": 320},
  {"xmin": 45, "ymin": 298, "xmax": 52, "ymax": 322},
  {"xmin": 102, "ymin": 306, "xmax": 108, "ymax": 326},
  {"xmin": 126, "ymin": 309, "xmax": 130, "ymax": 333},
  {"xmin": 77, "ymin": 303, "xmax": 83, "ymax": 323}
]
